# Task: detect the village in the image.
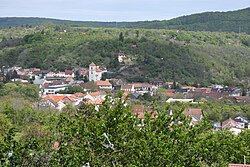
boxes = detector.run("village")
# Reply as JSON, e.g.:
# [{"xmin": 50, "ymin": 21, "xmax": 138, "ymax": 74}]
[{"xmin": 1, "ymin": 58, "xmax": 250, "ymax": 135}]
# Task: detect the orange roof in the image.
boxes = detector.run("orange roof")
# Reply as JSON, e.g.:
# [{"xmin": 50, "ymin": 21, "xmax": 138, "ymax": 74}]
[
  {"xmin": 193, "ymin": 88, "xmax": 212, "ymax": 93},
  {"xmin": 43, "ymin": 94, "xmax": 67, "ymax": 102},
  {"xmin": 96, "ymin": 80, "xmax": 112, "ymax": 86},
  {"xmin": 133, "ymin": 83, "xmax": 152, "ymax": 88},
  {"xmin": 74, "ymin": 92, "xmax": 85, "ymax": 97},
  {"xmin": 88, "ymin": 99, "xmax": 103, "ymax": 105},
  {"xmin": 70, "ymin": 95, "xmax": 77, "ymax": 99},
  {"xmin": 166, "ymin": 82, "xmax": 174, "ymax": 85},
  {"xmin": 65, "ymin": 77, "xmax": 74, "ymax": 82},
  {"xmin": 122, "ymin": 92, "xmax": 129, "ymax": 99},
  {"xmin": 89, "ymin": 62, "xmax": 96, "ymax": 66},
  {"xmin": 89, "ymin": 92, "xmax": 100, "ymax": 97}
]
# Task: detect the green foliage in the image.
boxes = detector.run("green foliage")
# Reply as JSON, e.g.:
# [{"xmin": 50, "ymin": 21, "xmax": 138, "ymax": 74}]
[
  {"xmin": 0, "ymin": 93, "xmax": 250, "ymax": 166},
  {"xmin": 0, "ymin": 82, "xmax": 39, "ymax": 101},
  {"xmin": 1, "ymin": 26, "xmax": 250, "ymax": 84},
  {"xmin": 58, "ymin": 85, "xmax": 83, "ymax": 94}
]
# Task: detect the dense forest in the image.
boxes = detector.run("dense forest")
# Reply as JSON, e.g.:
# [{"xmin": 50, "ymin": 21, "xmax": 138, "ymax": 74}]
[
  {"xmin": 1, "ymin": 7, "xmax": 250, "ymax": 34},
  {"xmin": 1, "ymin": 25, "xmax": 250, "ymax": 85}
]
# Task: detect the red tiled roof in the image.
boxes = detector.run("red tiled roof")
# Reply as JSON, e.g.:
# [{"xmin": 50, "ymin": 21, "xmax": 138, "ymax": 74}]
[
  {"xmin": 222, "ymin": 118, "xmax": 238, "ymax": 129},
  {"xmin": 183, "ymin": 108, "xmax": 203, "ymax": 120},
  {"xmin": 166, "ymin": 82, "xmax": 174, "ymax": 85},
  {"xmin": 193, "ymin": 88, "xmax": 212, "ymax": 93},
  {"xmin": 96, "ymin": 80, "xmax": 112, "ymax": 86},
  {"xmin": 44, "ymin": 94, "xmax": 67, "ymax": 102},
  {"xmin": 89, "ymin": 92, "xmax": 100, "ymax": 97},
  {"xmin": 133, "ymin": 83, "xmax": 152, "ymax": 88},
  {"xmin": 74, "ymin": 92, "xmax": 85, "ymax": 97}
]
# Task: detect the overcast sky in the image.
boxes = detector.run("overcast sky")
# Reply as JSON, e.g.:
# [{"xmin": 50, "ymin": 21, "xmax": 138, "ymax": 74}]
[{"xmin": 0, "ymin": 0, "xmax": 249, "ymax": 21}]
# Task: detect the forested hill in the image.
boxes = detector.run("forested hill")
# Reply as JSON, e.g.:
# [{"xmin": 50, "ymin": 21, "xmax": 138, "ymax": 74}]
[
  {"xmin": 156, "ymin": 7, "xmax": 250, "ymax": 34},
  {"xmin": 1, "ymin": 26, "xmax": 250, "ymax": 85},
  {"xmin": 1, "ymin": 7, "xmax": 250, "ymax": 34}
]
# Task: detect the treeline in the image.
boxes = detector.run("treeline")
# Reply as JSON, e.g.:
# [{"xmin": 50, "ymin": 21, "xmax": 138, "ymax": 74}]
[{"xmin": 1, "ymin": 7, "xmax": 250, "ymax": 34}]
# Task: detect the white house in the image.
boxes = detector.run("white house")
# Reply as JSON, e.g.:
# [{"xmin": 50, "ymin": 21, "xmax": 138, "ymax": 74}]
[
  {"xmin": 96, "ymin": 80, "xmax": 112, "ymax": 90},
  {"xmin": 166, "ymin": 98, "xmax": 194, "ymax": 103},
  {"xmin": 89, "ymin": 63, "xmax": 102, "ymax": 82},
  {"xmin": 46, "ymin": 70, "xmax": 74, "ymax": 78},
  {"xmin": 183, "ymin": 108, "xmax": 203, "ymax": 125},
  {"xmin": 118, "ymin": 51, "xmax": 126, "ymax": 63},
  {"xmin": 43, "ymin": 83, "xmax": 72, "ymax": 95}
]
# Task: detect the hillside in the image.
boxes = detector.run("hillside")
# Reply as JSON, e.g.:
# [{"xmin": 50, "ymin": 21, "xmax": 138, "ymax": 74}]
[
  {"xmin": 0, "ymin": 7, "xmax": 250, "ymax": 34},
  {"xmin": 1, "ymin": 25, "xmax": 250, "ymax": 85}
]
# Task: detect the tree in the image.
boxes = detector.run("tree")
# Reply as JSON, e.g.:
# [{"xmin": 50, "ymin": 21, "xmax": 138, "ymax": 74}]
[
  {"xmin": 83, "ymin": 75, "xmax": 89, "ymax": 83},
  {"xmin": 101, "ymin": 72, "xmax": 107, "ymax": 81},
  {"xmin": 119, "ymin": 32, "xmax": 124, "ymax": 42},
  {"xmin": 136, "ymin": 30, "xmax": 139, "ymax": 38}
]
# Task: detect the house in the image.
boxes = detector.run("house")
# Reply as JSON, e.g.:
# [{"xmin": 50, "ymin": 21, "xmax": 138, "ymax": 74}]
[
  {"xmin": 165, "ymin": 82, "xmax": 174, "ymax": 89},
  {"xmin": 222, "ymin": 118, "xmax": 243, "ymax": 135},
  {"xmin": 193, "ymin": 88, "xmax": 212, "ymax": 94},
  {"xmin": 233, "ymin": 115, "xmax": 250, "ymax": 129},
  {"xmin": 83, "ymin": 91, "xmax": 106, "ymax": 110},
  {"xmin": 151, "ymin": 80, "xmax": 164, "ymax": 87},
  {"xmin": 222, "ymin": 86, "xmax": 242, "ymax": 96},
  {"xmin": 183, "ymin": 108, "xmax": 203, "ymax": 125},
  {"xmin": 121, "ymin": 83, "xmax": 154, "ymax": 95},
  {"xmin": 88, "ymin": 62, "xmax": 102, "ymax": 82},
  {"xmin": 46, "ymin": 70, "xmax": 75, "ymax": 78},
  {"xmin": 121, "ymin": 84, "xmax": 134, "ymax": 92},
  {"xmin": 118, "ymin": 51, "xmax": 126, "ymax": 63},
  {"xmin": 133, "ymin": 83, "xmax": 154, "ymax": 94},
  {"xmin": 42, "ymin": 80, "xmax": 72, "ymax": 95},
  {"xmin": 166, "ymin": 98, "xmax": 194, "ymax": 103},
  {"xmin": 131, "ymin": 105, "xmax": 157, "ymax": 119},
  {"xmin": 96, "ymin": 80, "xmax": 112, "ymax": 90},
  {"xmin": 39, "ymin": 93, "xmax": 84, "ymax": 111},
  {"xmin": 40, "ymin": 94, "xmax": 70, "ymax": 110}
]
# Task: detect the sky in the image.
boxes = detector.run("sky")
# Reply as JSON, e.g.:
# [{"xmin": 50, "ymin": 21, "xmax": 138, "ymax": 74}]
[{"xmin": 0, "ymin": 0, "xmax": 250, "ymax": 21}]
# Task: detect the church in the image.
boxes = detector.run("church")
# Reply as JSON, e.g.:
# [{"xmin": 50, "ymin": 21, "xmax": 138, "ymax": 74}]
[{"xmin": 88, "ymin": 62, "xmax": 102, "ymax": 82}]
